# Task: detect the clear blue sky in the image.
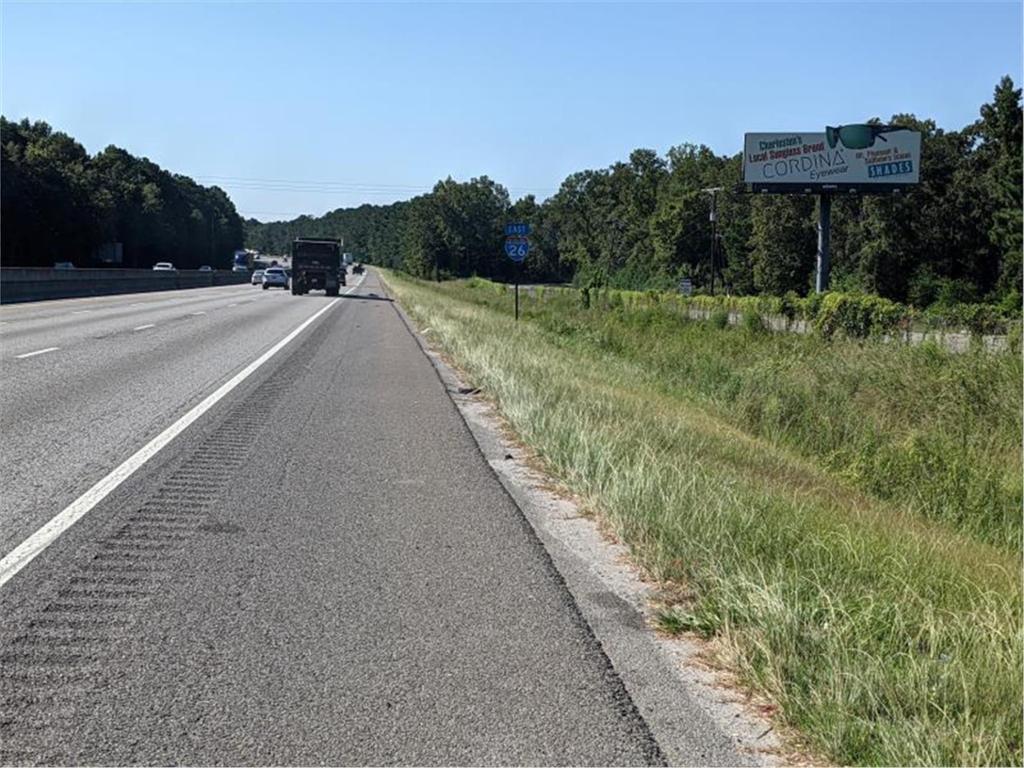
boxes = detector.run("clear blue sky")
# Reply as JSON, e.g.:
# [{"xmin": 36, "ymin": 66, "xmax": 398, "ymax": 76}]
[{"xmin": 2, "ymin": 1, "xmax": 1021, "ymax": 221}]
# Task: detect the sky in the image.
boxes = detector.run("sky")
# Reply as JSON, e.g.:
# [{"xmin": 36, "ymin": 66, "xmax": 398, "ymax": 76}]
[{"xmin": 2, "ymin": 1, "xmax": 1021, "ymax": 221}]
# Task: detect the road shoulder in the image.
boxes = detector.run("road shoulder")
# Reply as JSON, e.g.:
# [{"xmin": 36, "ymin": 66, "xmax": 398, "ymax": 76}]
[{"xmin": 382, "ymin": 274, "xmax": 784, "ymax": 767}]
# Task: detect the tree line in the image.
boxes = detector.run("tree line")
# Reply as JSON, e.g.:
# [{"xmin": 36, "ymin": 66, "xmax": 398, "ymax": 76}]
[
  {"xmin": 246, "ymin": 76, "xmax": 1022, "ymax": 310},
  {"xmin": 1, "ymin": 117, "xmax": 243, "ymax": 270}
]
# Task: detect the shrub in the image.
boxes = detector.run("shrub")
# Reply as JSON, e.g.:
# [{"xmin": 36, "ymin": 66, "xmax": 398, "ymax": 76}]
[
  {"xmin": 816, "ymin": 292, "xmax": 905, "ymax": 339},
  {"xmin": 709, "ymin": 309, "xmax": 730, "ymax": 329},
  {"xmin": 742, "ymin": 311, "xmax": 768, "ymax": 334},
  {"xmin": 1008, "ymin": 321, "xmax": 1023, "ymax": 354}
]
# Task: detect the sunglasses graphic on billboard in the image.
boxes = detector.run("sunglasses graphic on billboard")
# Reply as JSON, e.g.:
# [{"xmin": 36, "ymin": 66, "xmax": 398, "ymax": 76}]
[{"xmin": 825, "ymin": 124, "xmax": 905, "ymax": 150}]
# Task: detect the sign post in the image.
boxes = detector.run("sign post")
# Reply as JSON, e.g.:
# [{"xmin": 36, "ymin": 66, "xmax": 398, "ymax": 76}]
[
  {"xmin": 504, "ymin": 223, "xmax": 530, "ymax": 321},
  {"xmin": 742, "ymin": 126, "xmax": 921, "ymax": 292}
]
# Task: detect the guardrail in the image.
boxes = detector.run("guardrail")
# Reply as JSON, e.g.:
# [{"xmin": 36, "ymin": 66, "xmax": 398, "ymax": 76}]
[{"xmin": 0, "ymin": 268, "xmax": 251, "ymax": 304}]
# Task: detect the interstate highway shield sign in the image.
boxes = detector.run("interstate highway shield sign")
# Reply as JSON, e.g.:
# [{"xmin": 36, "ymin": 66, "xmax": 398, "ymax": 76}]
[{"xmin": 504, "ymin": 237, "xmax": 529, "ymax": 263}]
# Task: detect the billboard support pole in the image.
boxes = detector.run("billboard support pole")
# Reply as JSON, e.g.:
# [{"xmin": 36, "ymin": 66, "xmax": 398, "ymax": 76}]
[{"xmin": 815, "ymin": 193, "xmax": 832, "ymax": 293}]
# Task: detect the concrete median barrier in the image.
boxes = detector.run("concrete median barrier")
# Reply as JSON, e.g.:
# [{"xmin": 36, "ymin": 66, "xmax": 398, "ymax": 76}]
[{"xmin": 0, "ymin": 268, "xmax": 251, "ymax": 304}]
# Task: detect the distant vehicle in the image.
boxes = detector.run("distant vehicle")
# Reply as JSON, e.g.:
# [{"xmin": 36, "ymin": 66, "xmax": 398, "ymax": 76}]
[
  {"xmin": 233, "ymin": 249, "xmax": 255, "ymax": 272},
  {"xmin": 251, "ymin": 269, "xmax": 265, "ymax": 285},
  {"xmin": 290, "ymin": 237, "xmax": 345, "ymax": 296},
  {"xmin": 261, "ymin": 267, "xmax": 289, "ymax": 290},
  {"xmin": 198, "ymin": 265, "xmax": 213, "ymax": 272},
  {"xmin": 53, "ymin": 261, "xmax": 75, "ymax": 270},
  {"xmin": 153, "ymin": 262, "xmax": 176, "ymax": 272},
  {"xmin": 352, "ymin": 263, "xmax": 365, "ymax": 274}
]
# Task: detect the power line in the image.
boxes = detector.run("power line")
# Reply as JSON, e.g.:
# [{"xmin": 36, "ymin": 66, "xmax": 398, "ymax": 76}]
[
  {"xmin": 196, "ymin": 175, "xmax": 431, "ymax": 192},
  {"xmin": 195, "ymin": 174, "xmax": 559, "ymax": 196}
]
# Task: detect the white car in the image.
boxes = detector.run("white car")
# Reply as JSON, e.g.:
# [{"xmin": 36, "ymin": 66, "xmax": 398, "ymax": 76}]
[
  {"xmin": 198, "ymin": 265, "xmax": 213, "ymax": 272},
  {"xmin": 261, "ymin": 267, "xmax": 289, "ymax": 290},
  {"xmin": 153, "ymin": 262, "xmax": 176, "ymax": 272},
  {"xmin": 251, "ymin": 269, "xmax": 265, "ymax": 285}
]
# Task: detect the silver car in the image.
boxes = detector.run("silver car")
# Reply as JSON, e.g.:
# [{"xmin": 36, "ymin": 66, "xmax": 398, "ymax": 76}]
[
  {"xmin": 261, "ymin": 267, "xmax": 289, "ymax": 290},
  {"xmin": 250, "ymin": 269, "xmax": 265, "ymax": 286}
]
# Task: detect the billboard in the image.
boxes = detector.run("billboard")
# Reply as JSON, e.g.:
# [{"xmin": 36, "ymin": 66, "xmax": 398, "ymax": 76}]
[{"xmin": 743, "ymin": 128, "xmax": 921, "ymax": 193}]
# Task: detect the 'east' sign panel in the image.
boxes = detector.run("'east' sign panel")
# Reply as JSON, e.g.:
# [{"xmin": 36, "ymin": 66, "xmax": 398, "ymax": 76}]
[{"xmin": 505, "ymin": 223, "xmax": 531, "ymax": 237}]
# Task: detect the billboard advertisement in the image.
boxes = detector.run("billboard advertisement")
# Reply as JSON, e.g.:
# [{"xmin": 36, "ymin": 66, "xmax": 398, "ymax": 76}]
[{"xmin": 743, "ymin": 127, "xmax": 921, "ymax": 192}]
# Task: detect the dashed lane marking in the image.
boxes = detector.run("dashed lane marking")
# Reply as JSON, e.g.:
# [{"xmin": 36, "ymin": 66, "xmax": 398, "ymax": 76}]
[
  {"xmin": 15, "ymin": 347, "xmax": 60, "ymax": 359},
  {"xmin": 0, "ymin": 275, "xmax": 364, "ymax": 590}
]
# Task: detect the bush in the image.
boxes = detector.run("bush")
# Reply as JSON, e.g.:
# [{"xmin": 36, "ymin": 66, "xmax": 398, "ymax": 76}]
[
  {"xmin": 1008, "ymin": 321, "xmax": 1023, "ymax": 354},
  {"xmin": 816, "ymin": 292, "xmax": 905, "ymax": 339},
  {"xmin": 924, "ymin": 302, "xmax": 1010, "ymax": 335},
  {"xmin": 709, "ymin": 309, "xmax": 730, "ymax": 329},
  {"xmin": 742, "ymin": 311, "xmax": 768, "ymax": 334}
]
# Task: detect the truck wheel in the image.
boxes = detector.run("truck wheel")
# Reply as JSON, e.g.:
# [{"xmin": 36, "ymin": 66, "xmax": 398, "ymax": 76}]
[{"xmin": 262, "ymin": 283, "xmax": 269, "ymax": 290}]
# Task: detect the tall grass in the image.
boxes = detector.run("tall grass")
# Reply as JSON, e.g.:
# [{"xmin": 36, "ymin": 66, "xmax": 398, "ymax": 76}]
[
  {"xmin": 383, "ymin": 272, "xmax": 1022, "ymax": 766},
  {"xmin": 442, "ymin": 279, "xmax": 1023, "ymax": 551}
]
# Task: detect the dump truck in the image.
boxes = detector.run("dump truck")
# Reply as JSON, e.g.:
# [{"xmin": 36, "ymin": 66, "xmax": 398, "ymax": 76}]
[{"xmin": 291, "ymin": 237, "xmax": 346, "ymax": 296}]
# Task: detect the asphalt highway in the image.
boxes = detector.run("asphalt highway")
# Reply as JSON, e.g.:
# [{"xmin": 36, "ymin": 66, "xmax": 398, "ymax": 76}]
[{"xmin": 0, "ymin": 272, "xmax": 666, "ymax": 765}]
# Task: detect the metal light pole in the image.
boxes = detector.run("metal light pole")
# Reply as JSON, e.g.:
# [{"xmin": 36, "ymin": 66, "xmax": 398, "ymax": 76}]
[{"xmin": 702, "ymin": 187, "xmax": 723, "ymax": 296}]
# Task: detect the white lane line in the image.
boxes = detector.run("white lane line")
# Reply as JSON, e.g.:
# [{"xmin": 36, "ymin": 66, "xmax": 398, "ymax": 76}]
[
  {"xmin": 71, "ymin": 310, "xmax": 92, "ymax": 315},
  {"xmin": 133, "ymin": 324, "xmax": 156, "ymax": 331},
  {"xmin": 0, "ymin": 282, "xmax": 360, "ymax": 590},
  {"xmin": 190, "ymin": 311, "xmax": 207, "ymax": 316},
  {"xmin": 15, "ymin": 347, "xmax": 60, "ymax": 359},
  {"xmin": 227, "ymin": 303, "xmax": 238, "ymax": 307}
]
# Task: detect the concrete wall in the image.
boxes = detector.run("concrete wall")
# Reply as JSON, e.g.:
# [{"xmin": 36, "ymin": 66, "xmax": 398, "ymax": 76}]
[
  {"xmin": 0, "ymin": 268, "xmax": 251, "ymax": 304},
  {"xmin": 681, "ymin": 306, "xmax": 1010, "ymax": 354},
  {"xmin": 525, "ymin": 287, "xmax": 1012, "ymax": 354}
]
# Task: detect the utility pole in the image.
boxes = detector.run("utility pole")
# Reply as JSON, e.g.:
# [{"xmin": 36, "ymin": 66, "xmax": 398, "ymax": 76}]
[{"xmin": 702, "ymin": 187, "xmax": 723, "ymax": 296}]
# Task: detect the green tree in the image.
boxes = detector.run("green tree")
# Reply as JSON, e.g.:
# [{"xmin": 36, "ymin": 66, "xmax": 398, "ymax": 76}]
[{"xmin": 749, "ymin": 195, "xmax": 816, "ymax": 295}]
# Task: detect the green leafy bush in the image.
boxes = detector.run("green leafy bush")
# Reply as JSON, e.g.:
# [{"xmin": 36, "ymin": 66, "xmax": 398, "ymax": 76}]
[
  {"xmin": 709, "ymin": 309, "xmax": 730, "ymax": 329},
  {"xmin": 742, "ymin": 311, "xmax": 768, "ymax": 334},
  {"xmin": 816, "ymin": 293, "xmax": 905, "ymax": 338}
]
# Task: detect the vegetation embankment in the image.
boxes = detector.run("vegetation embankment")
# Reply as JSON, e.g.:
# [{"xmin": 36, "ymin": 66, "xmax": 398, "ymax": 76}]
[{"xmin": 382, "ymin": 270, "xmax": 1022, "ymax": 767}]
